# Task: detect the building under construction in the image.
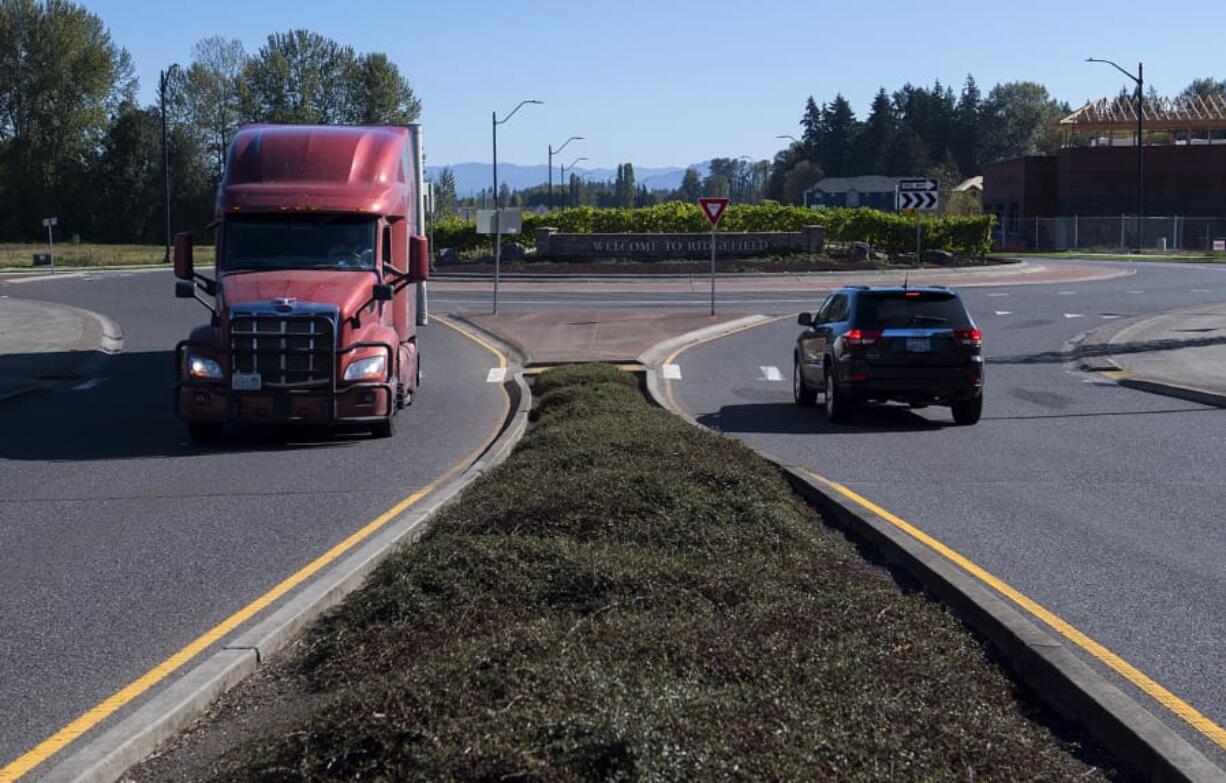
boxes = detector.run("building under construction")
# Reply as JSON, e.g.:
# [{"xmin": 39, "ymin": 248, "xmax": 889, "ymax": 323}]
[{"xmin": 982, "ymin": 95, "xmax": 1226, "ymax": 250}]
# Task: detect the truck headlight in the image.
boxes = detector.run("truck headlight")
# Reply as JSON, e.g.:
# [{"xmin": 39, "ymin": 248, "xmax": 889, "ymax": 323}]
[
  {"xmin": 187, "ymin": 354, "xmax": 223, "ymax": 380},
  {"xmin": 343, "ymin": 355, "xmax": 386, "ymax": 381}
]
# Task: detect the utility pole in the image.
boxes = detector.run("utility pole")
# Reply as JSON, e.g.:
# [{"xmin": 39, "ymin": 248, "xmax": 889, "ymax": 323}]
[
  {"xmin": 159, "ymin": 64, "xmax": 179, "ymax": 264},
  {"xmin": 1087, "ymin": 57, "xmax": 1144, "ymax": 252},
  {"xmin": 560, "ymin": 157, "xmax": 589, "ymax": 209},
  {"xmin": 548, "ymin": 136, "xmax": 583, "ymax": 211},
  {"xmin": 491, "ymin": 100, "xmax": 542, "ymax": 314}
]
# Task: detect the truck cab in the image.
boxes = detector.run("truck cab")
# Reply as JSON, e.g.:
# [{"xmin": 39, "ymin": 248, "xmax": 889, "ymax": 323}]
[{"xmin": 173, "ymin": 124, "xmax": 429, "ymax": 442}]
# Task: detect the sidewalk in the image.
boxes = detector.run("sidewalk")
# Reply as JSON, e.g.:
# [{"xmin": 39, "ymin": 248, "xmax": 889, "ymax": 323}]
[
  {"xmin": 0, "ymin": 296, "xmax": 123, "ymax": 400},
  {"xmin": 1084, "ymin": 302, "xmax": 1226, "ymax": 407}
]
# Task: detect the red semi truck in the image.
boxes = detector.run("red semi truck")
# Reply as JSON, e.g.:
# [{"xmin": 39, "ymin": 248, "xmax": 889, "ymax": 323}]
[{"xmin": 173, "ymin": 124, "xmax": 429, "ymax": 442}]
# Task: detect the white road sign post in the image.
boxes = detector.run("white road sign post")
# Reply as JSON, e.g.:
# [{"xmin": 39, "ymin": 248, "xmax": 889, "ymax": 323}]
[
  {"xmin": 42, "ymin": 217, "xmax": 57, "ymax": 274},
  {"xmin": 896, "ymin": 179, "xmax": 938, "ymax": 263},
  {"xmin": 698, "ymin": 197, "xmax": 729, "ymax": 316}
]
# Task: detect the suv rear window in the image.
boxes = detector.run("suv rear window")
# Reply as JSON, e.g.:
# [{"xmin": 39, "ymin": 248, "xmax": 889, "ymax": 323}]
[{"xmin": 854, "ymin": 292, "xmax": 971, "ymax": 329}]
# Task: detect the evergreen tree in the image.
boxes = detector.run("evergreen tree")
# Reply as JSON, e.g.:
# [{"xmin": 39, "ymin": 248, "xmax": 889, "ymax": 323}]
[
  {"xmin": 953, "ymin": 75, "xmax": 982, "ymax": 177},
  {"xmin": 677, "ymin": 167, "xmax": 702, "ymax": 202},
  {"xmin": 432, "ymin": 166, "xmax": 457, "ymax": 219},
  {"xmin": 819, "ymin": 94, "xmax": 859, "ymax": 177},
  {"xmin": 853, "ymin": 88, "xmax": 895, "ymax": 174},
  {"xmin": 800, "ymin": 96, "xmax": 823, "ymax": 161}
]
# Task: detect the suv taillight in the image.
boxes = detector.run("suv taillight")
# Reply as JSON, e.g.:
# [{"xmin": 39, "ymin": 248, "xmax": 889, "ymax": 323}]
[
  {"xmin": 845, "ymin": 328, "xmax": 882, "ymax": 347},
  {"xmin": 954, "ymin": 327, "xmax": 982, "ymax": 348}
]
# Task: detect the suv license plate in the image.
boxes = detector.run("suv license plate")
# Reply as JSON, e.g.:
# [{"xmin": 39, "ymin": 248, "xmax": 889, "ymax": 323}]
[
  {"xmin": 905, "ymin": 337, "xmax": 931, "ymax": 353},
  {"xmin": 232, "ymin": 372, "xmax": 262, "ymax": 391}
]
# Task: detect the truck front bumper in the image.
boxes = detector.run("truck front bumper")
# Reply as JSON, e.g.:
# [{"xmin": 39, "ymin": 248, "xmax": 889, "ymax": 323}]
[{"xmin": 175, "ymin": 340, "xmax": 395, "ymax": 426}]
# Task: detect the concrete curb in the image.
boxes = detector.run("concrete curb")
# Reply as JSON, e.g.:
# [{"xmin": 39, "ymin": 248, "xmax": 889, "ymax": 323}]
[
  {"xmin": 642, "ymin": 322, "xmax": 1224, "ymax": 783},
  {"xmin": 1069, "ymin": 308, "xmax": 1226, "ymax": 409},
  {"xmin": 40, "ymin": 338, "xmax": 531, "ymax": 783},
  {"xmin": 431, "ymin": 260, "xmax": 1033, "ymax": 284},
  {"xmin": 0, "ymin": 299, "xmax": 124, "ymax": 403}
]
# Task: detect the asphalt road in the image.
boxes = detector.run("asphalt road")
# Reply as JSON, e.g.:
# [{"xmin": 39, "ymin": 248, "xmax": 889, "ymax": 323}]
[
  {"xmin": 0, "ymin": 270, "xmax": 509, "ymax": 775},
  {"xmin": 662, "ymin": 259, "xmax": 1226, "ymax": 767}
]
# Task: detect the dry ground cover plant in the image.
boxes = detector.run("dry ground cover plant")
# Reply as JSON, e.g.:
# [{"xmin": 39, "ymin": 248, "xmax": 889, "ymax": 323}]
[{"xmin": 137, "ymin": 365, "xmax": 1126, "ymax": 781}]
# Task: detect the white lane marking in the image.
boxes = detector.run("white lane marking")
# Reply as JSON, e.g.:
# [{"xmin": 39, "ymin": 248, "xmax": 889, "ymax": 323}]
[
  {"xmin": 760, "ymin": 365, "xmax": 783, "ymax": 382},
  {"xmin": 987, "ymin": 292, "xmax": 1009, "ymax": 298},
  {"xmin": 1192, "ymin": 288, "xmax": 1212, "ymax": 293},
  {"xmin": 1058, "ymin": 290, "xmax": 1077, "ymax": 295},
  {"xmin": 486, "ymin": 367, "xmax": 506, "ymax": 383},
  {"xmin": 662, "ymin": 364, "xmax": 682, "ymax": 380},
  {"xmin": 1064, "ymin": 313, "xmax": 1084, "ymax": 319},
  {"xmin": 1101, "ymin": 314, "xmax": 1123, "ymax": 320},
  {"xmin": 1126, "ymin": 290, "xmax": 1144, "ymax": 294},
  {"xmin": 994, "ymin": 310, "xmax": 1013, "ymax": 316},
  {"xmin": 72, "ymin": 378, "xmax": 105, "ymax": 391}
]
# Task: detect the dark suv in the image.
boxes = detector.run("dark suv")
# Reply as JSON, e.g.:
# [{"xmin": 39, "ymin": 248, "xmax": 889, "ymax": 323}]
[{"xmin": 793, "ymin": 286, "xmax": 984, "ymax": 425}]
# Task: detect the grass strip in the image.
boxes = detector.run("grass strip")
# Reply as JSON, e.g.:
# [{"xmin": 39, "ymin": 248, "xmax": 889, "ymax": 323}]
[{"xmin": 203, "ymin": 364, "xmax": 1122, "ymax": 780}]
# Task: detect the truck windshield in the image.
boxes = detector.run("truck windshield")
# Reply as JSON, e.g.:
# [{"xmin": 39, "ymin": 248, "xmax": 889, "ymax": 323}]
[{"xmin": 222, "ymin": 215, "xmax": 377, "ymax": 271}]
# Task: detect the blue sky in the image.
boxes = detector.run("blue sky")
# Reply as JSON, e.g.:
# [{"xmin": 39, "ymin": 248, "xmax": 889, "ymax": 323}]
[{"xmin": 87, "ymin": 0, "xmax": 1220, "ymax": 168}]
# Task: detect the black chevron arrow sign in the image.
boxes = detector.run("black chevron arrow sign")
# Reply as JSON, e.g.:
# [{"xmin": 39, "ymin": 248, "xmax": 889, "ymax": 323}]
[{"xmin": 895, "ymin": 179, "xmax": 939, "ymax": 211}]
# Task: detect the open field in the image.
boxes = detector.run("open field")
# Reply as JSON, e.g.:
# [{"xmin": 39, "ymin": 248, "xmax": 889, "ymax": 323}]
[
  {"xmin": 0, "ymin": 243, "xmax": 176, "ymax": 268},
  {"xmin": 129, "ymin": 365, "xmax": 1123, "ymax": 781}
]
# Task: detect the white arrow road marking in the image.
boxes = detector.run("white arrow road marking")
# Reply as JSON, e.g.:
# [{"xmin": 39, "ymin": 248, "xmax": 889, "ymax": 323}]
[
  {"xmin": 760, "ymin": 365, "xmax": 783, "ymax": 382},
  {"xmin": 1063, "ymin": 313, "xmax": 1084, "ymax": 319},
  {"xmin": 486, "ymin": 368, "xmax": 506, "ymax": 383},
  {"xmin": 72, "ymin": 378, "xmax": 105, "ymax": 391},
  {"xmin": 662, "ymin": 364, "xmax": 682, "ymax": 380}
]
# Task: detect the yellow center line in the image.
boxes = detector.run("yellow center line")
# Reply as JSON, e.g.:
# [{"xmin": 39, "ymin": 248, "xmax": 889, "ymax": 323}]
[
  {"xmin": 808, "ymin": 472, "xmax": 1226, "ymax": 751},
  {"xmin": 660, "ymin": 313, "xmax": 1226, "ymax": 752},
  {"xmin": 1, "ymin": 319, "xmax": 511, "ymax": 782}
]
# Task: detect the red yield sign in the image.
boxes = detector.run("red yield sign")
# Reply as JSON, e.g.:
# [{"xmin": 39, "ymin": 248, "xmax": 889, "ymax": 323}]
[{"xmin": 698, "ymin": 197, "xmax": 729, "ymax": 226}]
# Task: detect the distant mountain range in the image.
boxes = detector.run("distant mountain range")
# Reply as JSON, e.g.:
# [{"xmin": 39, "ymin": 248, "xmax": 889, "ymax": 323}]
[{"xmin": 424, "ymin": 162, "xmax": 712, "ymax": 196}]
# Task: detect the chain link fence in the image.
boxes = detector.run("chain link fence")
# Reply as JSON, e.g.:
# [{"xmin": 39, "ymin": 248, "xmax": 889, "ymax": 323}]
[{"xmin": 995, "ymin": 216, "xmax": 1226, "ymax": 253}]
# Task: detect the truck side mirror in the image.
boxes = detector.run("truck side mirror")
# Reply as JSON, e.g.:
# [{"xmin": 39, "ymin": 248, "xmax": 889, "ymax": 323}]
[
  {"xmin": 372, "ymin": 283, "xmax": 394, "ymax": 302},
  {"xmin": 797, "ymin": 312, "xmax": 814, "ymax": 327},
  {"xmin": 175, "ymin": 281, "xmax": 195, "ymax": 299},
  {"xmin": 174, "ymin": 232, "xmax": 194, "ymax": 280},
  {"xmin": 409, "ymin": 235, "xmax": 430, "ymax": 282}
]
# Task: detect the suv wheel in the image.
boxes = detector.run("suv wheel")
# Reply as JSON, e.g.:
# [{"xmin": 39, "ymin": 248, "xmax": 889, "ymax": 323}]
[
  {"xmin": 951, "ymin": 395, "xmax": 983, "ymax": 425},
  {"xmin": 824, "ymin": 366, "xmax": 852, "ymax": 423},
  {"xmin": 793, "ymin": 358, "xmax": 816, "ymax": 406}
]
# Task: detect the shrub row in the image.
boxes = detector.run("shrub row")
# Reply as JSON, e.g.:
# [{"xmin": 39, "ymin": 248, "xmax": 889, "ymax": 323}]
[{"xmin": 432, "ymin": 203, "xmax": 995, "ymax": 257}]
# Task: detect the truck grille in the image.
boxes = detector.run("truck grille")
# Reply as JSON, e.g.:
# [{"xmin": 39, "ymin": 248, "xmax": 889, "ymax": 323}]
[{"xmin": 229, "ymin": 313, "xmax": 335, "ymax": 388}]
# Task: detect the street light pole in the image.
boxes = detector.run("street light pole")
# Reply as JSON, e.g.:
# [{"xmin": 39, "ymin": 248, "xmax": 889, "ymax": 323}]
[
  {"xmin": 491, "ymin": 99, "xmax": 543, "ymax": 314},
  {"xmin": 159, "ymin": 64, "xmax": 180, "ymax": 264},
  {"xmin": 560, "ymin": 157, "xmax": 589, "ymax": 209},
  {"xmin": 548, "ymin": 136, "xmax": 583, "ymax": 211},
  {"xmin": 1087, "ymin": 57, "xmax": 1144, "ymax": 252}
]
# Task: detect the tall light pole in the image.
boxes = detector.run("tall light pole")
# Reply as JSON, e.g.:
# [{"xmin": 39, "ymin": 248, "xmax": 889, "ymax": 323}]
[
  {"xmin": 560, "ymin": 157, "xmax": 589, "ymax": 208},
  {"xmin": 159, "ymin": 64, "xmax": 180, "ymax": 264},
  {"xmin": 492, "ymin": 99, "xmax": 542, "ymax": 314},
  {"xmin": 1087, "ymin": 57, "xmax": 1144, "ymax": 252},
  {"xmin": 548, "ymin": 136, "xmax": 583, "ymax": 210}
]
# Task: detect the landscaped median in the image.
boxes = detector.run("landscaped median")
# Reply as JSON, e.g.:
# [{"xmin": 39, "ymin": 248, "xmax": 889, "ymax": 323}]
[{"xmin": 131, "ymin": 365, "xmax": 1118, "ymax": 780}]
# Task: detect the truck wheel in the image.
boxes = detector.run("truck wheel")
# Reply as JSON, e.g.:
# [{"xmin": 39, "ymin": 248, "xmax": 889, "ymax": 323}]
[
  {"xmin": 793, "ymin": 358, "xmax": 816, "ymax": 407},
  {"xmin": 371, "ymin": 414, "xmax": 396, "ymax": 438},
  {"xmin": 187, "ymin": 421, "xmax": 224, "ymax": 444},
  {"xmin": 951, "ymin": 395, "xmax": 983, "ymax": 425},
  {"xmin": 824, "ymin": 366, "xmax": 852, "ymax": 424}
]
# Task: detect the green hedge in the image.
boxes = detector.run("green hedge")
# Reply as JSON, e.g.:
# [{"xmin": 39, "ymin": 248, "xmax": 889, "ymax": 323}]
[{"xmin": 433, "ymin": 203, "xmax": 995, "ymax": 258}]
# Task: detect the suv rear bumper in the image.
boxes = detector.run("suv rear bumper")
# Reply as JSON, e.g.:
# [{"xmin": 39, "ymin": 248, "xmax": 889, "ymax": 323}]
[{"xmin": 843, "ymin": 362, "xmax": 983, "ymax": 404}]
